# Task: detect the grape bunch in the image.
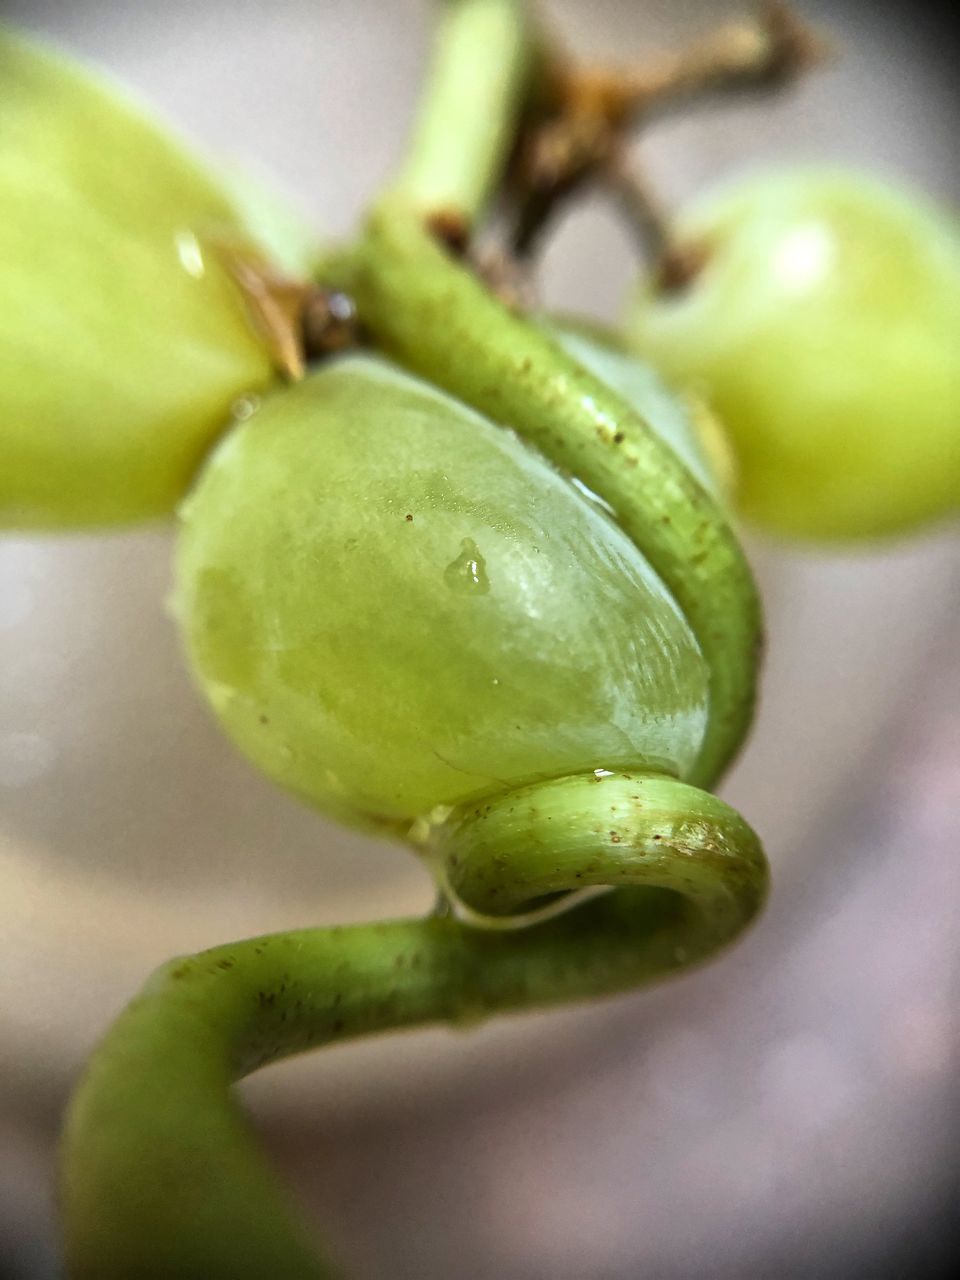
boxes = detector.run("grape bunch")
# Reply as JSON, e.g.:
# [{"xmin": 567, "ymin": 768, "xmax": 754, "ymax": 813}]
[
  {"xmin": 3, "ymin": 22, "xmax": 954, "ymax": 840},
  {"xmin": 1, "ymin": 7, "xmax": 956, "ymax": 1277}
]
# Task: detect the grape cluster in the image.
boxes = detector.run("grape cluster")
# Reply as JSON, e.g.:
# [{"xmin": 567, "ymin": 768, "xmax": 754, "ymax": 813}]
[
  {"xmin": 3, "ymin": 27, "xmax": 956, "ymax": 831},
  {"xmin": 2, "ymin": 26, "xmax": 956, "ymax": 837},
  {"xmin": 7, "ymin": 12, "xmax": 952, "ymax": 1277}
]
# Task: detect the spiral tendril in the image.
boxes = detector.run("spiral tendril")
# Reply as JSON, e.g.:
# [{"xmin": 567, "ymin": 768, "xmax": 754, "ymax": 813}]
[{"xmin": 62, "ymin": 773, "xmax": 765, "ymax": 1279}]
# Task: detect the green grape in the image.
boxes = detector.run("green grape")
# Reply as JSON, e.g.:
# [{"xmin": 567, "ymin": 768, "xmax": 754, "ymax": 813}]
[
  {"xmin": 0, "ymin": 29, "xmax": 315, "ymax": 529},
  {"xmin": 628, "ymin": 168, "xmax": 960, "ymax": 540},
  {"xmin": 174, "ymin": 351, "xmax": 711, "ymax": 831}
]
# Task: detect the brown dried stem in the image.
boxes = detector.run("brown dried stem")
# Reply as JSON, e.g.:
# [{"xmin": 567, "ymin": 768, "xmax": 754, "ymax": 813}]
[
  {"xmin": 602, "ymin": 149, "xmax": 709, "ymax": 291},
  {"xmin": 217, "ymin": 246, "xmax": 361, "ymax": 380},
  {"xmin": 565, "ymin": 1, "xmax": 829, "ymax": 127},
  {"xmin": 509, "ymin": 2, "xmax": 829, "ymax": 258}
]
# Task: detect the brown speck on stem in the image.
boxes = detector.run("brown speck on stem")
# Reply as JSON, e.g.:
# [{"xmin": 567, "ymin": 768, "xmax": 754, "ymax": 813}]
[{"xmin": 425, "ymin": 208, "xmax": 470, "ymax": 255}]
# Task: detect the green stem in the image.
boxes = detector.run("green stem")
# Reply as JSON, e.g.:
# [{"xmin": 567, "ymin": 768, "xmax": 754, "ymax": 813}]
[
  {"xmin": 393, "ymin": 0, "xmax": 537, "ymax": 227},
  {"xmin": 436, "ymin": 772, "xmax": 764, "ymax": 923},
  {"xmin": 317, "ymin": 200, "xmax": 762, "ymax": 788},
  {"xmin": 61, "ymin": 775, "xmax": 765, "ymax": 1279}
]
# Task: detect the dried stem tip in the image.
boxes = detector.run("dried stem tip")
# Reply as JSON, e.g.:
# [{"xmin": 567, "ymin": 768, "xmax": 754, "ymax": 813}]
[
  {"xmin": 562, "ymin": 1, "xmax": 831, "ymax": 125},
  {"xmin": 509, "ymin": 2, "xmax": 830, "ymax": 257}
]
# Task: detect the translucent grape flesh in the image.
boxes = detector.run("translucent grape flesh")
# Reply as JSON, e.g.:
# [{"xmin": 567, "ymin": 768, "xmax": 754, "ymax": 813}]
[{"xmin": 175, "ymin": 355, "xmax": 711, "ymax": 830}]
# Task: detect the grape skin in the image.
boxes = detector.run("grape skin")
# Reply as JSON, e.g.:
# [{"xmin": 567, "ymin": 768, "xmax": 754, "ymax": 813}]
[
  {"xmin": 629, "ymin": 169, "xmax": 960, "ymax": 540},
  {"xmin": 175, "ymin": 351, "xmax": 712, "ymax": 830},
  {"xmin": 0, "ymin": 31, "xmax": 312, "ymax": 529}
]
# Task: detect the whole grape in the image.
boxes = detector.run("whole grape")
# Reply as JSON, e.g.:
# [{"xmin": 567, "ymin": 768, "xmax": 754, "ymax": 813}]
[
  {"xmin": 628, "ymin": 169, "xmax": 960, "ymax": 540},
  {"xmin": 0, "ymin": 30, "xmax": 313, "ymax": 528},
  {"xmin": 174, "ymin": 350, "xmax": 711, "ymax": 831}
]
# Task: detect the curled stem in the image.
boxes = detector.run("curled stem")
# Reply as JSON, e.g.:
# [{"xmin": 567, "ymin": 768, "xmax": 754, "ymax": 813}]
[
  {"xmin": 62, "ymin": 774, "xmax": 766, "ymax": 1278},
  {"xmin": 317, "ymin": 200, "xmax": 763, "ymax": 789}
]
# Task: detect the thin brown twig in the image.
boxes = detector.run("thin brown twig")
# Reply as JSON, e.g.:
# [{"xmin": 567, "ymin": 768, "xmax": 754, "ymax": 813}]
[
  {"xmin": 508, "ymin": 2, "xmax": 830, "ymax": 260},
  {"xmin": 566, "ymin": 1, "xmax": 830, "ymax": 127},
  {"xmin": 602, "ymin": 149, "xmax": 710, "ymax": 291}
]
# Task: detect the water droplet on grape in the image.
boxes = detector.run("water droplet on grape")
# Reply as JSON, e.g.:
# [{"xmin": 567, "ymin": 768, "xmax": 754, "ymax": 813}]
[
  {"xmin": 443, "ymin": 538, "xmax": 489, "ymax": 595},
  {"xmin": 231, "ymin": 394, "xmax": 261, "ymax": 423}
]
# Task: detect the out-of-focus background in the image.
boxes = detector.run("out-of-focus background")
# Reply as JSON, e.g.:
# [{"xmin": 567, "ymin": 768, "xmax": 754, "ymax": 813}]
[{"xmin": 1, "ymin": 1, "xmax": 957, "ymax": 1276}]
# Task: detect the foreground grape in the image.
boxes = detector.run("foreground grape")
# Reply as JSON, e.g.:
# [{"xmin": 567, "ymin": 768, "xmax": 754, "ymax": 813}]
[
  {"xmin": 629, "ymin": 169, "xmax": 960, "ymax": 540},
  {"xmin": 0, "ymin": 30, "xmax": 309, "ymax": 528},
  {"xmin": 175, "ymin": 346, "xmax": 711, "ymax": 831}
]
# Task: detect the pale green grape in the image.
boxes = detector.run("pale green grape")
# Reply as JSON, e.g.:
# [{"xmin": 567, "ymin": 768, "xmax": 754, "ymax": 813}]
[
  {"xmin": 174, "ymin": 355, "xmax": 710, "ymax": 830},
  {"xmin": 629, "ymin": 168, "xmax": 960, "ymax": 540},
  {"xmin": 0, "ymin": 29, "xmax": 317, "ymax": 529}
]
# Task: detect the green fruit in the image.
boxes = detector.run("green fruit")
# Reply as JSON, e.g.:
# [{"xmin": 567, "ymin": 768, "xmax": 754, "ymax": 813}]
[
  {"xmin": 628, "ymin": 168, "xmax": 960, "ymax": 540},
  {"xmin": 174, "ymin": 353, "xmax": 710, "ymax": 831},
  {"xmin": 0, "ymin": 29, "xmax": 315, "ymax": 529}
]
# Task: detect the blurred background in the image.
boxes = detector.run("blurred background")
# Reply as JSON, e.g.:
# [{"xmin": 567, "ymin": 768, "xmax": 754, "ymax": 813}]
[{"xmin": 1, "ymin": 1, "xmax": 957, "ymax": 1276}]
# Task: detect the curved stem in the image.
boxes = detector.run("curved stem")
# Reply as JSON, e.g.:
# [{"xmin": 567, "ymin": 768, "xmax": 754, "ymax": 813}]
[
  {"xmin": 316, "ymin": 202, "xmax": 762, "ymax": 787},
  {"xmin": 393, "ymin": 0, "xmax": 538, "ymax": 230},
  {"xmin": 61, "ymin": 775, "xmax": 765, "ymax": 1279},
  {"xmin": 435, "ymin": 771, "xmax": 763, "ymax": 923}
]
